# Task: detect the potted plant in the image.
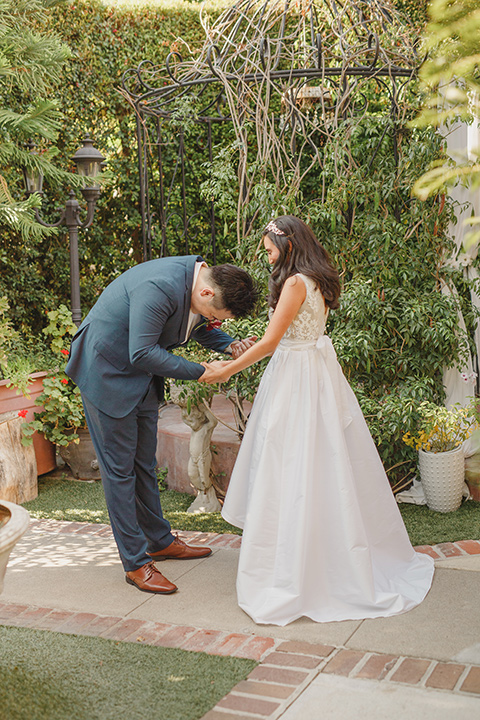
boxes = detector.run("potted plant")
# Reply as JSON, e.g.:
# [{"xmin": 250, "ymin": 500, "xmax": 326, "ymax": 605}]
[
  {"xmin": 403, "ymin": 400, "xmax": 478, "ymax": 512},
  {"xmin": 21, "ymin": 307, "xmax": 100, "ymax": 481},
  {"xmin": 0, "ymin": 297, "xmax": 57, "ymax": 475}
]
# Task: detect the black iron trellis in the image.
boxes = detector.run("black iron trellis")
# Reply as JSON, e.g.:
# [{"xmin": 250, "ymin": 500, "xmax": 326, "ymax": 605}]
[{"xmin": 121, "ymin": 0, "xmax": 419, "ymax": 262}]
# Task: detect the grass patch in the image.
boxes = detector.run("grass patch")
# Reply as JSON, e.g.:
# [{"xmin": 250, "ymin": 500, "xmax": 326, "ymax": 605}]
[
  {"xmin": 0, "ymin": 626, "xmax": 255, "ymax": 720},
  {"xmin": 23, "ymin": 472, "xmax": 480, "ymax": 546},
  {"xmin": 398, "ymin": 501, "xmax": 480, "ymax": 547},
  {"xmin": 23, "ymin": 474, "xmax": 242, "ymax": 535}
]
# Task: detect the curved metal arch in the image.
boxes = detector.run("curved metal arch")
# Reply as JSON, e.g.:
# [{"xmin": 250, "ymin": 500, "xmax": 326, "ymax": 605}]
[{"xmin": 122, "ymin": 0, "xmax": 419, "ymax": 260}]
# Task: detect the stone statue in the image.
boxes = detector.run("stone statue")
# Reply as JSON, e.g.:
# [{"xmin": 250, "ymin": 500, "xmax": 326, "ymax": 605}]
[{"xmin": 170, "ymin": 386, "xmax": 222, "ymax": 513}]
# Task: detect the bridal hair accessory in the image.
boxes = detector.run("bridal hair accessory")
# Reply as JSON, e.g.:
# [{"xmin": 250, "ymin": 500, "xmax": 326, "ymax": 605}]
[{"xmin": 265, "ymin": 220, "xmax": 286, "ymax": 236}]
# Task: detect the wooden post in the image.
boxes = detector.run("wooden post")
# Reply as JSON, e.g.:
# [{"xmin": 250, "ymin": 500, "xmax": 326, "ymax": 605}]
[{"xmin": 0, "ymin": 411, "xmax": 37, "ymax": 503}]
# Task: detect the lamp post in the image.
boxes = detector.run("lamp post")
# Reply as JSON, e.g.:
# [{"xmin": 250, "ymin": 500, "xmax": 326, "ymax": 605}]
[{"xmin": 23, "ymin": 136, "xmax": 105, "ymax": 326}]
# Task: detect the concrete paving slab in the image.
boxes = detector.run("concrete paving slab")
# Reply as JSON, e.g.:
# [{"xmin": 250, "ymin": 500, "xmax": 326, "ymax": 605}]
[
  {"xmin": 346, "ymin": 568, "xmax": 480, "ymax": 662},
  {"xmin": 125, "ymin": 548, "xmax": 362, "ymax": 646},
  {"xmin": 5, "ymin": 525, "xmax": 480, "ymax": 663},
  {"xmin": 454, "ymin": 644, "xmax": 480, "ymax": 665},
  {"xmin": 435, "ymin": 555, "xmax": 480, "ymax": 571},
  {"xmin": 279, "ymin": 674, "xmax": 480, "ymax": 719},
  {"xmin": 1, "ymin": 529, "xmax": 209, "ymax": 616}
]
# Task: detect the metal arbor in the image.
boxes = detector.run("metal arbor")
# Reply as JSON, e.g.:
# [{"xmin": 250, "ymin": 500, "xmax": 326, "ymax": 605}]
[{"xmin": 121, "ymin": 0, "xmax": 418, "ymax": 262}]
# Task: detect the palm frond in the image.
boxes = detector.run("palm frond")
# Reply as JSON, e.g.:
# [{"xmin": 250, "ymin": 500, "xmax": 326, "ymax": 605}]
[
  {"xmin": 0, "ymin": 175, "xmax": 57, "ymax": 239},
  {"xmin": 0, "ymin": 101, "xmax": 63, "ymax": 140}
]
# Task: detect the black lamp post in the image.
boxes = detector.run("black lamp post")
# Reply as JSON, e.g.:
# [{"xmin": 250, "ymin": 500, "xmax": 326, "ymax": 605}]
[{"xmin": 23, "ymin": 136, "xmax": 105, "ymax": 326}]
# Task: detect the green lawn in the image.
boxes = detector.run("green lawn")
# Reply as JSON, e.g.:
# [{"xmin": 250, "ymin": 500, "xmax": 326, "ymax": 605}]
[
  {"xmin": 23, "ymin": 473, "xmax": 242, "ymax": 535},
  {"xmin": 23, "ymin": 472, "xmax": 480, "ymax": 547},
  {"xmin": 0, "ymin": 626, "xmax": 256, "ymax": 720}
]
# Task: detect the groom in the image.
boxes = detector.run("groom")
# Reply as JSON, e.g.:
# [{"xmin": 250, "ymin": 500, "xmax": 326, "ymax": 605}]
[{"xmin": 66, "ymin": 256, "xmax": 257, "ymax": 594}]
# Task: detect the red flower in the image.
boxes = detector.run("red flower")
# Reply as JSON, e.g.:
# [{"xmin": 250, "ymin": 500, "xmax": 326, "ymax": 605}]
[
  {"xmin": 18, "ymin": 409, "xmax": 28, "ymax": 418},
  {"xmin": 60, "ymin": 349, "xmax": 69, "ymax": 356},
  {"xmin": 206, "ymin": 320, "xmax": 222, "ymax": 331},
  {"xmin": 60, "ymin": 378, "xmax": 69, "ymax": 385}
]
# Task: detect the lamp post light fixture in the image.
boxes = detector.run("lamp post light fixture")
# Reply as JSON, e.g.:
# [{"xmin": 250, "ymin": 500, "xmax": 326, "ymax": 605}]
[{"xmin": 23, "ymin": 135, "xmax": 105, "ymax": 326}]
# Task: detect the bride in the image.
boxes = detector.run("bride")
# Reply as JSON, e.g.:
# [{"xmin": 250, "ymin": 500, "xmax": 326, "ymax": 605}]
[{"xmin": 201, "ymin": 215, "xmax": 434, "ymax": 626}]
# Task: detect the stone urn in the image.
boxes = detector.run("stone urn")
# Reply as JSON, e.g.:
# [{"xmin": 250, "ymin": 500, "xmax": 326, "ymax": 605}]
[
  {"xmin": 0, "ymin": 499, "xmax": 30, "ymax": 594},
  {"xmin": 58, "ymin": 428, "xmax": 101, "ymax": 481}
]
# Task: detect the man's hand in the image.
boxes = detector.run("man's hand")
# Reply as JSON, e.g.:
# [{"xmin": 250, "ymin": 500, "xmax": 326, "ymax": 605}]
[
  {"xmin": 198, "ymin": 360, "xmax": 233, "ymax": 385},
  {"xmin": 230, "ymin": 336, "xmax": 257, "ymax": 359}
]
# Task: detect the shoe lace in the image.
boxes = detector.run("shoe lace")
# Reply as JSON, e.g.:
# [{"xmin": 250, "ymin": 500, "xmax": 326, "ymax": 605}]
[
  {"xmin": 172, "ymin": 533, "xmax": 187, "ymax": 549},
  {"xmin": 144, "ymin": 561, "xmax": 160, "ymax": 579}
]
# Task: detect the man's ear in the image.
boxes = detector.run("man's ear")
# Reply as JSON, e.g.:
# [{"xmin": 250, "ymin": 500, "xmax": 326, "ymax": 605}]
[{"xmin": 199, "ymin": 286, "xmax": 215, "ymax": 298}]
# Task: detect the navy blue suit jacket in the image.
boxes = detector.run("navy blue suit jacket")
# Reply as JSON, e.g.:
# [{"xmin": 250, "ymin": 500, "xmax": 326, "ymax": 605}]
[{"xmin": 66, "ymin": 256, "xmax": 235, "ymax": 418}]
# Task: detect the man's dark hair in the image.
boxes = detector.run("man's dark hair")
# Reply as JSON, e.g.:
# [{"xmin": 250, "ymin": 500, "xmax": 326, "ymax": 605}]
[{"xmin": 210, "ymin": 264, "xmax": 258, "ymax": 318}]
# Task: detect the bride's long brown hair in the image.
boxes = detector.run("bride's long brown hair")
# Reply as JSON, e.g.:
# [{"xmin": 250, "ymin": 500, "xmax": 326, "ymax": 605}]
[{"xmin": 264, "ymin": 216, "xmax": 341, "ymax": 310}]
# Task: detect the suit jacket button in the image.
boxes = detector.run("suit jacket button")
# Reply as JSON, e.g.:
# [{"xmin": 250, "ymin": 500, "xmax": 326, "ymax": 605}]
[{"xmin": 147, "ymin": 372, "xmax": 152, "ymax": 377}]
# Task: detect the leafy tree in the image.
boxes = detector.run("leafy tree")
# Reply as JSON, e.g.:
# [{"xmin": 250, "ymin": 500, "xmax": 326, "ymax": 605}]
[
  {"xmin": 412, "ymin": 0, "xmax": 480, "ymax": 218},
  {"xmin": 0, "ymin": 0, "xmax": 76, "ymax": 240}
]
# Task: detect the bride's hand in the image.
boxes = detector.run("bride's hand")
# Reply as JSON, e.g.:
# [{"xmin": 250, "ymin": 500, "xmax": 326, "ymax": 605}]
[{"xmin": 199, "ymin": 360, "xmax": 233, "ymax": 385}]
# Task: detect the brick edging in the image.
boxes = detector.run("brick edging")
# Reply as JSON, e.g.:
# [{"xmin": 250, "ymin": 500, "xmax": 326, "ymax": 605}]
[
  {"xmin": 1, "ymin": 600, "xmax": 480, "ymax": 720},
  {"xmin": 28, "ymin": 518, "xmax": 480, "ymax": 558},
  {"xmin": 0, "ymin": 601, "xmax": 273, "ymax": 661},
  {"xmin": 202, "ymin": 645, "xmax": 480, "ymax": 719},
  {"xmin": 28, "ymin": 518, "xmax": 242, "ymax": 549}
]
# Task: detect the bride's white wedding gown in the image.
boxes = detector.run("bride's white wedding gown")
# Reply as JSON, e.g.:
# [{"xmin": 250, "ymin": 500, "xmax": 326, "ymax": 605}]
[{"xmin": 222, "ymin": 274, "xmax": 434, "ymax": 626}]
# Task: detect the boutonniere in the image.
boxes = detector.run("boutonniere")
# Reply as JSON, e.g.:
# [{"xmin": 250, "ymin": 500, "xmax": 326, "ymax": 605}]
[{"xmin": 205, "ymin": 319, "xmax": 223, "ymax": 331}]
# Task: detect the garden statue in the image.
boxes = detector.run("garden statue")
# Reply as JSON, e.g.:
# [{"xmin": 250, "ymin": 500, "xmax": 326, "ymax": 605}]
[{"xmin": 170, "ymin": 386, "xmax": 222, "ymax": 513}]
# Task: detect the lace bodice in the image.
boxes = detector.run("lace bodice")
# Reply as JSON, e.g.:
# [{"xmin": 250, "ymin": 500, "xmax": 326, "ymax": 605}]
[{"xmin": 273, "ymin": 273, "xmax": 328, "ymax": 345}]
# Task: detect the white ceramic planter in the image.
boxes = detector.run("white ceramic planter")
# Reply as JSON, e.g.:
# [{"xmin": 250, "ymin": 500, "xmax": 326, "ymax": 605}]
[
  {"xmin": 0, "ymin": 499, "xmax": 30, "ymax": 594},
  {"xmin": 418, "ymin": 445, "xmax": 465, "ymax": 513}
]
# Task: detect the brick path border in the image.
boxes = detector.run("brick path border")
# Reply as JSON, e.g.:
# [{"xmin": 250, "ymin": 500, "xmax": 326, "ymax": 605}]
[
  {"xmin": 2, "ymin": 518, "xmax": 478, "ymax": 719},
  {"xmin": 28, "ymin": 518, "xmax": 480, "ymax": 559},
  {"xmin": 1, "ymin": 599, "xmax": 480, "ymax": 720}
]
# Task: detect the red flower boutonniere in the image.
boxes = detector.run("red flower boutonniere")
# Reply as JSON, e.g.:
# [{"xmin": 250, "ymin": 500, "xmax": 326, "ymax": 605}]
[{"xmin": 205, "ymin": 320, "xmax": 223, "ymax": 331}]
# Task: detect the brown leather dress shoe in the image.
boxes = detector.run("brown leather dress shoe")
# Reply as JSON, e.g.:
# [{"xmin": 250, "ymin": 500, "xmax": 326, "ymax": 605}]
[
  {"xmin": 125, "ymin": 561, "xmax": 177, "ymax": 594},
  {"xmin": 148, "ymin": 535, "xmax": 212, "ymax": 561}
]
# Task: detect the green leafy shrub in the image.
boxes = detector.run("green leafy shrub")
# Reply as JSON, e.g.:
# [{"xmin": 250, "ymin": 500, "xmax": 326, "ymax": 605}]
[{"xmin": 22, "ymin": 305, "xmax": 84, "ymax": 446}]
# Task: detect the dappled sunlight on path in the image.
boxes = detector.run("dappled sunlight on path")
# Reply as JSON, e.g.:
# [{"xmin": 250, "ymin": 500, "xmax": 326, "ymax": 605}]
[{"xmin": 8, "ymin": 532, "xmax": 119, "ymax": 569}]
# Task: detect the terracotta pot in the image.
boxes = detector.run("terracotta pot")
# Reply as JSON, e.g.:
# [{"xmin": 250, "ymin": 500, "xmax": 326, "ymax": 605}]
[
  {"xmin": 0, "ymin": 372, "xmax": 56, "ymax": 476},
  {"xmin": 58, "ymin": 428, "xmax": 101, "ymax": 481}
]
